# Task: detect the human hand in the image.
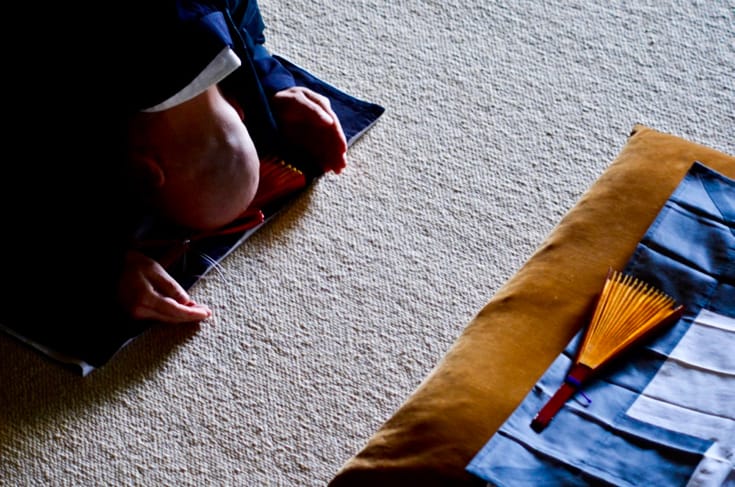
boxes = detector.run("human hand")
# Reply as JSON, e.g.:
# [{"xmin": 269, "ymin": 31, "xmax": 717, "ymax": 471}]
[
  {"xmin": 271, "ymin": 86, "xmax": 348, "ymax": 174},
  {"xmin": 118, "ymin": 250, "xmax": 212, "ymax": 323}
]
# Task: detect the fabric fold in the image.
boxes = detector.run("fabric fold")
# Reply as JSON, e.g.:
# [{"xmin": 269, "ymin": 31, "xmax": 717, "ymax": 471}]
[{"xmin": 467, "ymin": 162, "xmax": 735, "ymax": 486}]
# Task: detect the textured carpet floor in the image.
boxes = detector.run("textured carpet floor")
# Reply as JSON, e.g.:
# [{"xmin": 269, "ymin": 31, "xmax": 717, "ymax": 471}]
[{"xmin": 1, "ymin": 1, "xmax": 733, "ymax": 485}]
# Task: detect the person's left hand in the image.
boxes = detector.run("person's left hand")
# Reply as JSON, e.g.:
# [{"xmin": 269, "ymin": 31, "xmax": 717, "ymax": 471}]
[{"xmin": 271, "ymin": 86, "xmax": 347, "ymax": 174}]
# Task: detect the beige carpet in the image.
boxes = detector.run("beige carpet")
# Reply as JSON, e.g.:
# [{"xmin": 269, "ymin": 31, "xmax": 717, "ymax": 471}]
[{"xmin": 1, "ymin": 1, "xmax": 733, "ymax": 485}]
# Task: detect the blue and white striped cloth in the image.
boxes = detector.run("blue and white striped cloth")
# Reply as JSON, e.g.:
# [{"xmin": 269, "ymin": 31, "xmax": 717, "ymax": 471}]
[{"xmin": 467, "ymin": 162, "xmax": 734, "ymax": 486}]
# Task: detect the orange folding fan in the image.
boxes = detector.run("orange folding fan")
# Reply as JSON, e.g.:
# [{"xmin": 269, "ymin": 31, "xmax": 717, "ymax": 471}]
[{"xmin": 530, "ymin": 268, "xmax": 685, "ymax": 432}]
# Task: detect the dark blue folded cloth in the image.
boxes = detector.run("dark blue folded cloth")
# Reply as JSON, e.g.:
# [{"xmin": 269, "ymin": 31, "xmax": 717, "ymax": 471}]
[{"xmin": 0, "ymin": 60, "xmax": 384, "ymax": 375}]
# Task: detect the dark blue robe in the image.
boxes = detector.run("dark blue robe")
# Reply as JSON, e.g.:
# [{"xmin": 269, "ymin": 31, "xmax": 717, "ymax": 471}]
[{"xmin": 0, "ymin": 0, "xmax": 383, "ymax": 371}]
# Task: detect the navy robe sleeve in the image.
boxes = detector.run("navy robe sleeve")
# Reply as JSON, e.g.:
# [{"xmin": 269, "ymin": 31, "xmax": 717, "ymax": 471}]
[
  {"xmin": 116, "ymin": 0, "xmax": 294, "ymax": 111},
  {"xmin": 225, "ymin": 0, "xmax": 297, "ymax": 95}
]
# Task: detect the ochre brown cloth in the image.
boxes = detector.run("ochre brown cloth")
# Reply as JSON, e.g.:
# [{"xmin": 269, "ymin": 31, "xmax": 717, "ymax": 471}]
[{"xmin": 330, "ymin": 125, "xmax": 735, "ymax": 486}]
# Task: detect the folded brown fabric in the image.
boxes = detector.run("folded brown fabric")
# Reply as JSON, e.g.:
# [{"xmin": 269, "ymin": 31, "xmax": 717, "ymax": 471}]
[{"xmin": 330, "ymin": 124, "xmax": 735, "ymax": 486}]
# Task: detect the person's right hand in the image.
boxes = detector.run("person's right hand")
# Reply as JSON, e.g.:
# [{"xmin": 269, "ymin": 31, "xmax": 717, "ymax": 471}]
[{"xmin": 118, "ymin": 250, "xmax": 212, "ymax": 323}]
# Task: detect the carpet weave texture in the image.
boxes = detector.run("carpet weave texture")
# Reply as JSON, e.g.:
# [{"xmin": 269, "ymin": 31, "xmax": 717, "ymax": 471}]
[{"xmin": 1, "ymin": 1, "xmax": 733, "ymax": 485}]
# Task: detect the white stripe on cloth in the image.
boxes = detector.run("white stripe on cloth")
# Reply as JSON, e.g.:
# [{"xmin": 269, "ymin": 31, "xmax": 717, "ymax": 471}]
[{"xmin": 627, "ymin": 309, "xmax": 735, "ymax": 487}]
